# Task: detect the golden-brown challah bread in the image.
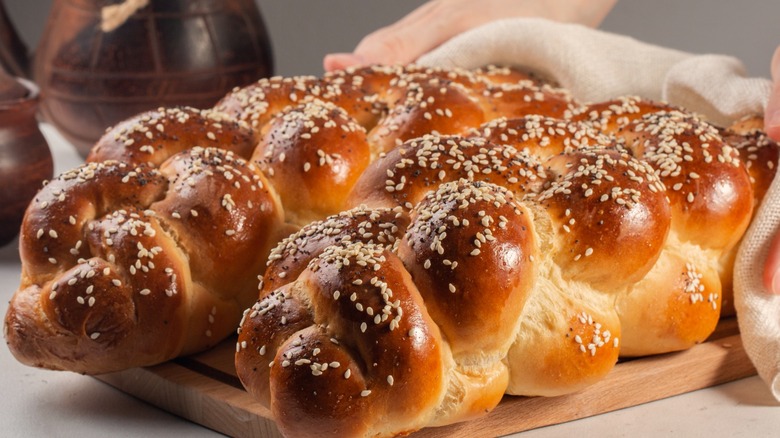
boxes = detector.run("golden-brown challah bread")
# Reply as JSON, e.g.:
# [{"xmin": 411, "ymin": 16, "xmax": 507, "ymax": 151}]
[
  {"xmin": 722, "ymin": 115, "xmax": 779, "ymax": 206},
  {"xmin": 86, "ymin": 107, "xmax": 257, "ymax": 166},
  {"xmin": 570, "ymin": 95, "xmax": 676, "ymax": 133},
  {"xmin": 470, "ymin": 114, "xmax": 613, "ymax": 158},
  {"xmin": 610, "ymin": 110, "xmax": 754, "ymax": 355},
  {"xmin": 366, "ymin": 68, "xmax": 579, "ymax": 155},
  {"xmin": 214, "ymin": 75, "xmax": 321, "ymax": 135},
  {"xmin": 349, "ymin": 118, "xmax": 669, "ymax": 287},
  {"xmin": 5, "ymin": 147, "xmax": 284, "ymax": 373},
  {"xmin": 239, "ymin": 241, "xmax": 448, "ymax": 438},
  {"xmin": 251, "ymin": 98, "xmax": 373, "ymax": 226},
  {"xmin": 367, "ymin": 72, "xmax": 487, "ymax": 155},
  {"xmin": 347, "ymin": 133, "xmax": 548, "ymax": 210},
  {"xmin": 471, "ymin": 64, "xmax": 549, "ymax": 86},
  {"xmin": 238, "ymin": 179, "xmax": 537, "ymax": 437},
  {"xmin": 215, "ymin": 65, "xmax": 426, "ymax": 136},
  {"xmin": 257, "ymin": 205, "xmax": 409, "ymax": 298},
  {"xmin": 717, "ymin": 115, "xmax": 779, "ymax": 315},
  {"xmin": 573, "ymin": 100, "xmax": 761, "ymax": 320},
  {"xmin": 5, "ymin": 63, "xmax": 773, "ymax": 437},
  {"xmin": 344, "ymin": 119, "xmax": 672, "ymax": 397}
]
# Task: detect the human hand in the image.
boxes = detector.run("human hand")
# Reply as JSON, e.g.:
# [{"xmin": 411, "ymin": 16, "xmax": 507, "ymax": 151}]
[
  {"xmin": 764, "ymin": 45, "xmax": 780, "ymax": 142},
  {"xmin": 323, "ymin": 0, "xmax": 618, "ymax": 72},
  {"xmin": 760, "ymin": 45, "xmax": 780, "ymax": 295}
]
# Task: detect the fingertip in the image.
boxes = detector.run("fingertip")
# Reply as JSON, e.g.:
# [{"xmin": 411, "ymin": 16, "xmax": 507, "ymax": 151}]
[
  {"xmin": 766, "ymin": 45, "xmax": 780, "ymax": 141},
  {"xmin": 765, "ymin": 108, "xmax": 780, "ymax": 142},
  {"xmin": 323, "ymin": 53, "xmax": 365, "ymax": 72},
  {"xmin": 763, "ymin": 234, "xmax": 780, "ymax": 295},
  {"xmin": 766, "ymin": 124, "xmax": 780, "ymax": 143},
  {"xmin": 764, "ymin": 269, "xmax": 780, "ymax": 295}
]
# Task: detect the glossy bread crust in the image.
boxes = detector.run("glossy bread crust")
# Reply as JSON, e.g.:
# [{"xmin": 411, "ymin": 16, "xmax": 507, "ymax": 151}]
[{"xmin": 4, "ymin": 64, "xmax": 771, "ymax": 438}]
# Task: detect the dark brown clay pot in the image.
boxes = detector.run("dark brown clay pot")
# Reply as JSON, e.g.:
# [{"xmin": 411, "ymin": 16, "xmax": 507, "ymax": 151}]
[
  {"xmin": 34, "ymin": 0, "xmax": 274, "ymax": 157},
  {"xmin": 0, "ymin": 0, "xmax": 30, "ymax": 78},
  {"xmin": 0, "ymin": 76, "xmax": 54, "ymax": 247}
]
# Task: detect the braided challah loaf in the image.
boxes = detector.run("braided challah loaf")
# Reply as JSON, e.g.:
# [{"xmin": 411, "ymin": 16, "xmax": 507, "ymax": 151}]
[
  {"xmin": 4, "ymin": 64, "xmax": 778, "ymax": 436},
  {"xmin": 6, "ymin": 146, "xmax": 285, "ymax": 373}
]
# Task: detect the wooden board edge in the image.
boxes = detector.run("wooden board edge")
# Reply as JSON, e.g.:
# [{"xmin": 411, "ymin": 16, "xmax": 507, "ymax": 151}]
[
  {"xmin": 94, "ymin": 318, "xmax": 756, "ymax": 438},
  {"xmin": 410, "ymin": 334, "xmax": 756, "ymax": 437},
  {"xmin": 96, "ymin": 361, "xmax": 283, "ymax": 438}
]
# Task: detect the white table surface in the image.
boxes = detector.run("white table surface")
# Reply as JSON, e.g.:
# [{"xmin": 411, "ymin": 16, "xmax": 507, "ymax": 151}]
[{"xmin": 1, "ymin": 124, "xmax": 779, "ymax": 437}]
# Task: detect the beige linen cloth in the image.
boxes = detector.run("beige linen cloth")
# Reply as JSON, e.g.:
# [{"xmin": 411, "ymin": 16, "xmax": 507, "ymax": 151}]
[{"xmin": 418, "ymin": 17, "xmax": 780, "ymax": 400}]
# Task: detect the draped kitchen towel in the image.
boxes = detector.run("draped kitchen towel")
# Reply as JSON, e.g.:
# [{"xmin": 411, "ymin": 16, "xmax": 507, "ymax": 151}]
[{"xmin": 418, "ymin": 17, "xmax": 780, "ymax": 400}]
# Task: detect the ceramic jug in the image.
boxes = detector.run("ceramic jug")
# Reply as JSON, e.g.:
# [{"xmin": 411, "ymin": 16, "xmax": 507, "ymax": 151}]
[{"xmin": 34, "ymin": 0, "xmax": 274, "ymax": 157}]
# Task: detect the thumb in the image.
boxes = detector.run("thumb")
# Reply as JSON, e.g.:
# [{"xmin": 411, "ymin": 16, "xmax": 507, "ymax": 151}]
[
  {"xmin": 322, "ymin": 23, "xmax": 434, "ymax": 72},
  {"xmin": 323, "ymin": 1, "xmax": 459, "ymax": 71},
  {"xmin": 764, "ymin": 45, "xmax": 780, "ymax": 141},
  {"xmin": 763, "ymin": 230, "xmax": 780, "ymax": 295}
]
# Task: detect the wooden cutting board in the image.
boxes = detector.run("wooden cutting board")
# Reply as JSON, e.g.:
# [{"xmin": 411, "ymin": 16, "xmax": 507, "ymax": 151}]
[{"xmin": 96, "ymin": 317, "xmax": 756, "ymax": 438}]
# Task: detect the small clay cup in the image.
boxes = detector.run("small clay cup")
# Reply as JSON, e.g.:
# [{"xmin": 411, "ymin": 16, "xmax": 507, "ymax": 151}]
[{"xmin": 0, "ymin": 77, "xmax": 54, "ymax": 246}]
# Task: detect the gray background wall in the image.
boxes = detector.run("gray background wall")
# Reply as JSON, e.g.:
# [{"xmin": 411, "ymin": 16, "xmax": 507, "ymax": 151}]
[{"xmin": 5, "ymin": 0, "xmax": 779, "ymax": 78}]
